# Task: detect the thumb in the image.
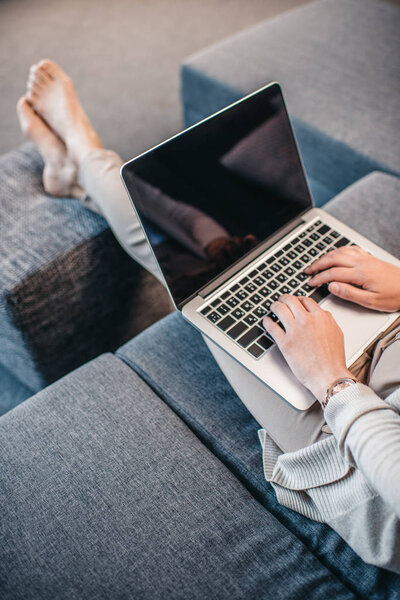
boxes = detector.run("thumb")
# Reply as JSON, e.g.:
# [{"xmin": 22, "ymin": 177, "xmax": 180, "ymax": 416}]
[{"xmin": 328, "ymin": 282, "xmax": 376, "ymax": 309}]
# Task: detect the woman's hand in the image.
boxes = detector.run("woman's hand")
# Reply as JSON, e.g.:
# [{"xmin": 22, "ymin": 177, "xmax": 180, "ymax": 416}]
[
  {"xmin": 305, "ymin": 246, "xmax": 400, "ymax": 312},
  {"xmin": 263, "ymin": 295, "xmax": 353, "ymax": 404}
]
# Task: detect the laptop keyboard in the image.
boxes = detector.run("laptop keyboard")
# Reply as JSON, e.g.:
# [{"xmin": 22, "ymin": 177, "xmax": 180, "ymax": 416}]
[{"xmin": 198, "ymin": 219, "xmax": 353, "ymax": 359}]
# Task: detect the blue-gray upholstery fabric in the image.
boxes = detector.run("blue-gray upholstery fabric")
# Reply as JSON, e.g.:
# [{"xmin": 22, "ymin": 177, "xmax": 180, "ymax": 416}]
[
  {"xmin": 116, "ymin": 171, "xmax": 400, "ymax": 599},
  {"xmin": 181, "ymin": 0, "xmax": 400, "ymax": 205},
  {"xmin": 0, "ymin": 353, "xmax": 353, "ymax": 600},
  {"xmin": 0, "ymin": 363, "xmax": 32, "ymax": 416},
  {"xmin": 0, "ymin": 143, "xmax": 148, "ymax": 391}
]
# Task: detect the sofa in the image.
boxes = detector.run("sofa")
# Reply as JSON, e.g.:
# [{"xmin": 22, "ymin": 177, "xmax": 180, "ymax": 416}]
[{"xmin": 1, "ymin": 0, "xmax": 399, "ymax": 597}]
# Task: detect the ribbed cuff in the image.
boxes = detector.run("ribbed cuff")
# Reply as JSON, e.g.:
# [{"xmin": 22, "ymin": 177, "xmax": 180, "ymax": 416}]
[{"xmin": 324, "ymin": 383, "xmax": 396, "ymax": 453}]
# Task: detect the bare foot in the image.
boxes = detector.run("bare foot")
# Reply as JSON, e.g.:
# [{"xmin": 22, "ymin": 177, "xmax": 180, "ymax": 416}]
[
  {"xmin": 17, "ymin": 96, "xmax": 83, "ymax": 198},
  {"xmin": 26, "ymin": 59, "xmax": 103, "ymax": 165}
]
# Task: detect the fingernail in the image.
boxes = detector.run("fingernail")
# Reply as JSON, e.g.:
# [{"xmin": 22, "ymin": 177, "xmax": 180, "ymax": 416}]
[{"xmin": 329, "ymin": 282, "xmax": 338, "ymax": 293}]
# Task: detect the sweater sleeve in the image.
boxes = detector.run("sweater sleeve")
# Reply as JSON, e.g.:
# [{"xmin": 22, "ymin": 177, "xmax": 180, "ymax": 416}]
[{"xmin": 324, "ymin": 384, "xmax": 400, "ymax": 517}]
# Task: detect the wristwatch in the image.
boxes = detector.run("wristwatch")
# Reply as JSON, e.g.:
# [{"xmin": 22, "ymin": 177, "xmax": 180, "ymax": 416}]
[{"xmin": 322, "ymin": 377, "xmax": 358, "ymax": 408}]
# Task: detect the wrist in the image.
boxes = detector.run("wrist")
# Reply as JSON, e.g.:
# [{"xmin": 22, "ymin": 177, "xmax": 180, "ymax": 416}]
[{"xmin": 310, "ymin": 368, "xmax": 355, "ymax": 405}]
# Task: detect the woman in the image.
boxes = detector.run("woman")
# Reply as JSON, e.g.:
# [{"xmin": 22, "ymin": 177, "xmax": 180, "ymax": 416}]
[{"xmin": 17, "ymin": 59, "xmax": 400, "ymax": 570}]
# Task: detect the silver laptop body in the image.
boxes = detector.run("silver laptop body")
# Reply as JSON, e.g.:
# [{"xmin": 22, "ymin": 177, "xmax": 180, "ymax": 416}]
[{"xmin": 121, "ymin": 83, "xmax": 399, "ymax": 410}]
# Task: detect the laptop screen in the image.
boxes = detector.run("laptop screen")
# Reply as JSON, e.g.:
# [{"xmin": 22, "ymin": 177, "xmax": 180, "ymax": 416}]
[{"xmin": 121, "ymin": 83, "xmax": 312, "ymax": 308}]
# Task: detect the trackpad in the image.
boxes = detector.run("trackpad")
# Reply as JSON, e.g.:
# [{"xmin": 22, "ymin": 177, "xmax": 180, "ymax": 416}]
[{"xmin": 322, "ymin": 296, "xmax": 392, "ymax": 360}]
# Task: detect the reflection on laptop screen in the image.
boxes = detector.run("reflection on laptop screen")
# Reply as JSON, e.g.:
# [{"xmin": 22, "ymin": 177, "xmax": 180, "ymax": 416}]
[{"xmin": 122, "ymin": 83, "xmax": 312, "ymax": 308}]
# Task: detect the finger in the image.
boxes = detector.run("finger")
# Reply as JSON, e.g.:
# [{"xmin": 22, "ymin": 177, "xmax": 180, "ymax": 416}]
[
  {"xmin": 328, "ymin": 282, "xmax": 378, "ymax": 309},
  {"xmin": 270, "ymin": 300, "xmax": 295, "ymax": 330},
  {"xmin": 262, "ymin": 315, "xmax": 286, "ymax": 345},
  {"xmin": 308, "ymin": 266, "xmax": 364, "ymax": 288},
  {"xmin": 297, "ymin": 295, "xmax": 321, "ymax": 312},
  {"xmin": 277, "ymin": 294, "xmax": 307, "ymax": 318},
  {"xmin": 305, "ymin": 248, "xmax": 358, "ymax": 274}
]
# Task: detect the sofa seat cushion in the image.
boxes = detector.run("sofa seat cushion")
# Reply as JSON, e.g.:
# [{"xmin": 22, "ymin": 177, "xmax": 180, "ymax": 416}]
[
  {"xmin": 181, "ymin": 0, "xmax": 400, "ymax": 205},
  {"xmin": 0, "ymin": 353, "xmax": 350, "ymax": 599},
  {"xmin": 116, "ymin": 171, "xmax": 400, "ymax": 598}
]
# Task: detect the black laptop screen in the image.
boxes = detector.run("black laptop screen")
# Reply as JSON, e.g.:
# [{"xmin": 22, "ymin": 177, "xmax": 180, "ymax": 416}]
[{"xmin": 121, "ymin": 83, "xmax": 312, "ymax": 308}]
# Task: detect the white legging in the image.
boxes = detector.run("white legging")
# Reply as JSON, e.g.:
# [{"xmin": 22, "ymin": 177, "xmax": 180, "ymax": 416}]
[{"xmin": 79, "ymin": 149, "xmax": 327, "ymax": 452}]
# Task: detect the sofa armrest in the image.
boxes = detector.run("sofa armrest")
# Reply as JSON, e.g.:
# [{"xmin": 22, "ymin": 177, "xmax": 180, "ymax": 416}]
[{"xmin": 0, "ymin": 144, "xmax": 170, "ymax": 391}]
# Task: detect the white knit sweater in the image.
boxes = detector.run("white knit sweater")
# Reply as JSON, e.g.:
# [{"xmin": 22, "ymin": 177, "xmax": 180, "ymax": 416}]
[{"xmin": 259, "ymin": 383, "xmax": 400, "ymax": 573}]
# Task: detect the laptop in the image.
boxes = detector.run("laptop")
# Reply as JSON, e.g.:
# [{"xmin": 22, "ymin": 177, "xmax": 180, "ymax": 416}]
[{"xmin": 121, "ymin": 83, "xmax": 399, "ymax": 410}]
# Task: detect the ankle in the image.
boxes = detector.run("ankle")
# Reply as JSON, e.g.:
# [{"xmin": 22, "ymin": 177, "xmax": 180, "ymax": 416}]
[{"xmin": 67, "ymin": 128, "xmax": 103, "ymax": 166}]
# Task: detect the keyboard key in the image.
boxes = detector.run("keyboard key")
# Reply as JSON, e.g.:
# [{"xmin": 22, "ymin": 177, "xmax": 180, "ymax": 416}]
[
  {"xmin": 266, "ymin": 255, "xmax": 275, "ymax": 264},
  {"xmin": 245, "ymin": 282, "xmax": 257, "ymax": 293},
  {"xmin": 257, "ymin": 262, "xmax": 267, "ymax": 271},
  {"xmin": 259, "ymin": 286, "xmax": 270, "ymax": 298},
  {"xmin": 250, "ymin": 293, "xmax": 263, "ymax": 304},
  {"xmin": 239, "ymin": 276, "xmax": 249, "ymax": 285},
  {"xmin": 254, "ymin": 306, "xmax": 267, "ymax": 318},
  {"xmin": 309, "ymin": 285, "xmax": 330, "ymax": 303},
  {"xmin": 291, "ymin": 236, "xmax": 300, "ymax": 245},
  {"xmin": 221, "ymin": 291, "xmax": 230, "ymax": 300},
  {"xmin": 331, "ymin": 230, "xmax": 340, "ymax": 238},
  {"xmin": 248, "ymin": 343, "xmax": 264, "ymax": 358},
  {"xmin": 284, "ymin": 266, "xmax": 296, "ymax": 276},
  {"xmin": 275, "ymin": 250, "xmax": 283, "ymax": 258},
  {"xmin": 211, "ymin": 298, "xmax": 221, "ymax": 308},
  {"xmin": 314, "ymin": 220, "xmax": 322, "ymax": 227},
  {"xmin": 200, "ymin": 306, "xmax": 211, "ymax": 316},
  {"xmin": 249, "ymin": 270, "xmax": 258, "ymax": 278},
  {"xmin": 309, "ymin": 247, "xmax": 318, "ymax": 257},
  {"xmin": 238, "ymin": 325, "xmax": 264, "ymax": 348},
  {"xmin": 295, "ymin": 289, "xmax": 306, "ymax": 296},
  {"xmin": 301, "ymin": 254, "xmax": 311, "ymax": 263},
  {"xmin": 270, "ymin": 292, "xmax": 280, "ymax": 302},
  {"xmin": 277, "ymin": 273, "xmax": 287, "ymax": 283},
  {"xmin": 303, "ymin": 238, "xmax": 312, "ymax": 247},
  {"xmin": 231, "ymin": 283, "xmax": 240, "ymax": 292},
  {"xmin": 217, "ymin": 315, "xmax": 235, "ymax": 331},
  {"xmin": 299, "ymin": 231, "xmax": 306, "ymax": 239},
  {"xmin": 227, "ymin": 321, "xmax": 247, "ymax": 340},
  {"xmin": 241, "ymin": 300, "xmax": 254, "ymax": 312},
  {"xmin": 287, "ymin": 250, "xmax": 297, "ymax": 260},
  {"xmin": 271, "ymin": 263, "xmax": 282, "ymax": 273},
  {"xmin": 288, "ymin": 279, "xmax": 299, "ymax": 289},
  {"xmin": 217, "ymin": 303, "xmax": 230, "ymax": 316},
  {"xmin": 262, "ymin": 269, "xmax": 274, "ymax": 280},
  {"xmin": 269, "ymin": 280, "xmax": 279, "ymax": 290},
  {"xmin": 317, "ymin": 224, "xmax": 330, "ymax": 235},
  {"xmin": 253, "ymin": 276, "xmax": 265, "ymax": 286},
  {"xmin": 310, "ymin": 233, "xmax": 320, "ymax": 241},
  {"xmin": 235, "ymin": 290, "xmax": 248, "ymax": 301},
  {"xmin": 296, "ymin": 272, "xmax": 308, "ymax": 282},
  {"xmin": 244, "ymin": 313, "xmax": 258, "ymax": 326},
  {"xmin": 302, "ymin": 283, "xmax": 313, "ymax": 293},
  {"xmin": 227, "ymin": 296, "xmax": 240, "ymax": 308},
  {"xmin": 323, "ymin": 235, "xmax": 333, "ymax": 245},
  {"xmin": 316, "ymin": 242, "xmax": 326, "ymax": 251},
  {"xmin": 294, "ymin": 244, "xmax": 305, "ymax": 253},
  {"xmin": 283, "ymin": 243, "xmax": 291, "ymax": 251},
  {"xmin": 293, "ymin": 260, "xmax": 303, "ymax": 270},
  {"xmin": 262, "ymin": 299, "xmax": 272, "ymax": 310},
  {"xmin": 279, "ymin": 257, "xmax": 290, "ymax": 266},
  {"xmin": 334, "ymin": 236, "xmax": 350, "ymax": 248},
  {"xmin": 207, "ymin": 311, "xmax": 221, "ymax": 323},
  {"xmin": 257, "ymin": 335, "xmax": 273, "ymax": 350},
  {"xmin": 232, "ymin": 307, "xmax": 245, "ymax": 319},
  {"xmin": 279, "ymin": 285, "xmax": 291, "ymax": 295}
]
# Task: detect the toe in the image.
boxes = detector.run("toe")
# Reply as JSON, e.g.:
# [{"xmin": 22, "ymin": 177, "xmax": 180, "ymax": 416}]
[
  {"xmin": 39, "ymin": 59, "xmax": 70, "ymax": 82},
  {"xmin": 16, "ymin": 96, "xmax": 36, "ymax": 135}
]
